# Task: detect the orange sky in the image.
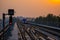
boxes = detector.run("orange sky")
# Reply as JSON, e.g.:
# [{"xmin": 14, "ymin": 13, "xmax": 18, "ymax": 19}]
[{"xmin": 0, "ymin": 0, "xmax": 60, "ymax": 18}]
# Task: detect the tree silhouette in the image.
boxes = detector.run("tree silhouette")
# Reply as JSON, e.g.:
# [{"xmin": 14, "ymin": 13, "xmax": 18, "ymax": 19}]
[{"xmin": 35, "ymin": 14, "xmax": 60, "ymax": 27}]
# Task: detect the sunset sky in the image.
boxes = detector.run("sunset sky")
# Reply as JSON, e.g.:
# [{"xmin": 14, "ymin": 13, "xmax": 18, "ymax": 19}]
[{"xmin": 0, "ymin": 0, "xmax": 60, "ymax": 18}]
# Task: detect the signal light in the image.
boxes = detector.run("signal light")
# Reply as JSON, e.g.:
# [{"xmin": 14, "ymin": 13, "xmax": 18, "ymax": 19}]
[
  {"xmin": 9, "ymin": 21, "xmax": 12, "ymax": 25},
  {"xmin": 9, "ymin": 16, "xmax": 12, "ymax": 25}
]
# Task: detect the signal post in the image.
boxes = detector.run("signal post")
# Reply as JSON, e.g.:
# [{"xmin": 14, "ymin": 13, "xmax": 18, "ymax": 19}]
[{"xmin": 2, "ymin": 9, "xmax": 14, "ymax": 40}]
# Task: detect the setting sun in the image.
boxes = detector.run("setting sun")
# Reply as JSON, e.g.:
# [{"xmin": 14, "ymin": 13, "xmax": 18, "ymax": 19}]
[{"xmin": 49, "ymin": 0, "xmax": 60, "ymax": 4}]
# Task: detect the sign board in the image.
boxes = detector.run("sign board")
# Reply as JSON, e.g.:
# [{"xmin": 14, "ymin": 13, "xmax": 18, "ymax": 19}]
[{"xmin": 8, "ymin": 9, "xmax": 14, "ymax": 15}]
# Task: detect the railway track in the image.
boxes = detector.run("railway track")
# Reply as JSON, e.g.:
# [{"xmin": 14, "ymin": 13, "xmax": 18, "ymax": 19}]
[{"xmin": 16, "ymin": 19, "xmax": 60, "ymax": 40}]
